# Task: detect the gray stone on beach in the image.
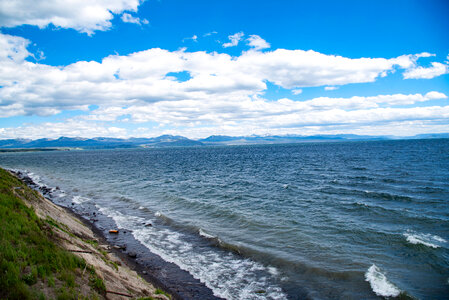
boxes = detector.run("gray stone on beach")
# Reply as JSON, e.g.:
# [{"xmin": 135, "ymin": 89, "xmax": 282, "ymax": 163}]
[
  {"xmin": 128, "ymin": 252, "xmax": 137, "ymax": 258},
  {"xmin": 113, "ymin": 244, "xmax": 126, "ymax": 250}
]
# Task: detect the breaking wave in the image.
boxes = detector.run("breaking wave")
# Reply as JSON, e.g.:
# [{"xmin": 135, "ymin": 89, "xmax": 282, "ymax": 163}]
[{"xmin": 365, "ymin": 264, "xmax": 400, "ymax": 298}]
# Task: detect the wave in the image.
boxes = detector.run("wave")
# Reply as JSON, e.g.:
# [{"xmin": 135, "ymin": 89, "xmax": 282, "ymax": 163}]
[
  {"xmin": 72, "ymin": 195, "xmax": 91, "ymax": 204},
  {"xmin": 320, "ymin": 186, "xmax": 414, "ymax": 202},
  {"xmin": 96, "ymin": 205, "xmax": 287, "ymax": 299},
  {"xmin": 403, "ymin": 231, "xmax": 446, "ymax": 249},
  {"xmin": 198, "ymin": 228, "xmax": 216, "ymax": 240},
  {"xmin": 365, "ymin": 264, "xmax": 400, "ymax": 298},
  {"xmin": 363, "ymin": 190, "xmax": 413, "ymax": 202}
]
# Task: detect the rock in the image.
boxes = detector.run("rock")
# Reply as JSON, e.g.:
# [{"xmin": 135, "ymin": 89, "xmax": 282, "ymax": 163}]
[
  {"xmin": 144, "ymin": 223, "xmax": 152, "ymax": 227},
  {"xmin": 128, "ymin": 252, "xmax": 137, "ymax": 258},
  {"xmin": 39, "ymin": 186, "xmax": 51, "ymax": 194},
  {"xmin": 142, "ymin": 270, "xmax": 147, "ymax": 275},
  {"xmin": 113, "ymin": 244, "xmax": 126, "ymax": 250}
]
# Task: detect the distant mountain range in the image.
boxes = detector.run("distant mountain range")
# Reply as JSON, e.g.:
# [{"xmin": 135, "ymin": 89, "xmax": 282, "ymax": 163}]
[{"xmin": 0, "ymin": 133, "xmax": 448, "ymax": 149}]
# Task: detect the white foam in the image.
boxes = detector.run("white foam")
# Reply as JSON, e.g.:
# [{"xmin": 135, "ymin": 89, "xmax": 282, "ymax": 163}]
[
  {"xmin": 138, "ymin": 206, "xmax": 145, "ymax": 210},
  {"xmin": 155, "ymin": 211, "xmax": 162, "ymax": 217},
  {"xmin": 268, "ymin": 266, "xmax": 279, "ymax": 276},
  {"xmin": 365, "ymin": 264, "xmax": 400, "ymax": 298},
  {"xmin": 199, "ymin": 229, "xmax": 216, "ymax": 239},
  {"xmin": 27, "ymin": 172, "xmax": 44, "ymax": 187},
  {"xmin": 72, "ymin": 195, "xmax": 91, "ymax": 204},
  {"xmin": 96, "ymin": 205, "xmax": 287, "ymax": 300},
  {"xmin": 404, "ymin": 231, "xmax": 446, "ymax": 249}
]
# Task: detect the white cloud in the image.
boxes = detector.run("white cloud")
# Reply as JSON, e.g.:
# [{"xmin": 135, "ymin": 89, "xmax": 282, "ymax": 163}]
[
  {"xmin": 292, "ymin": 89, "xmax": 303, "ymax": 95},
  {"xmin": 238, "ymin": 49, "xmax": 409, "ymax": 89},
  {"xmin": 74, "ymin": 92, "xmax": 447, "ymax": 135},
  {"xmin": 222, "ymin": 32, "xmax": 244, "ymax": 48},
  {"xmin": 1, "ymin": 33, "xmax": 448, "ymax": 139},
  {"xmin": 203, "ymin": 31, "xmax": 217, "ymax": 37},
  {"xmin": 0, "ymin": 33, "xmax": 30, "ymax": 62},
  {"xmin": 121, "ymin": 13, "xmax": 148, "ymax": 25},
  {"xmin": 0, "ymin": 0, "xmax": 142, "ymax": 34},
  {"xmin": 0, "ymin": 33, "xmax": 443, "ymax": 116},
  {"xmin": 0, "ymin": 120, "xmax": 127, "ymax": 139},
  {"xmin": 403, "ymin": 62, "xmax": 449, "ymax": 79},
  {"xmin": 247, "ymin": 35, "xmax": 270, "ymax": 50},
  {"xmin": 324, "ymin": 86, "xmax": 338, "ymax": 91},
  {"xmin": 183, "ymin": 35, "xmax": 198, "ymax": 42}
]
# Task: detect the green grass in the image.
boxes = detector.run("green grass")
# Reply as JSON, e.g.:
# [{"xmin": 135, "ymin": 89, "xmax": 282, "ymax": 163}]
[
  {"xmin": 155, "ymin": 288, "xmax": 171, "ymax": 299},
  {"xmin": 0, "ymin": 168, "xmax": 105, "ymax": 299}
]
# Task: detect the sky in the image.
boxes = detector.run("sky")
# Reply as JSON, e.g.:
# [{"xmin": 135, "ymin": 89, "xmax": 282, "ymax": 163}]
[{"xmin": 0, "ymin": 0, "xmax": 448, "ymax": 139}]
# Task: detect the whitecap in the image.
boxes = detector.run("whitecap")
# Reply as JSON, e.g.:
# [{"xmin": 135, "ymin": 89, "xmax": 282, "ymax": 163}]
[
  {"xmin": 199, "ymin": 228, "xmax": 216, "ymax": 239},
  {"xmin": 96, "ymin": 205, "xmax": 287, "ymax": 299},
  {"xmin": 365, "ymin": 264, "xmax": 400, "ymax": 297},
  {"xmin": 268, "ymin": 266, "xmax": 279, "ymax": 276},
  {"xmin": 27, "ymin": 172, "xmax": 44, "ymax": 187},
  {"xmin": 72, "ymin": 195, "xmax": 91, "ymax": 204},
  {"xmin": 403, "ymin": 231, "xmax": 446, "ymax": 249}
]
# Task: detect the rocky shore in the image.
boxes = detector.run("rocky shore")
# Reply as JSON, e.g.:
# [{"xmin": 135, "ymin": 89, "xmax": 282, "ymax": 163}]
[
  {"xmin": 1, "ymin": 168, "xmax": 173, "ymax": 299},
  {"xmin": 8, "ymin": 169, "xmax": 221, "ymax": 300}
]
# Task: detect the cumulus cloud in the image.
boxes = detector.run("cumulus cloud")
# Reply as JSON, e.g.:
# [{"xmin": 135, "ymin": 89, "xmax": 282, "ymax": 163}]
[
  {"xmin": 292, "ymin": 89, "xmax": 303, "ymax": 95},
  {"xmin": 222, "ymin": 32, "xmax": 244, "ymax": 48},
  {"xmin": 403, "ymin": 62, "xmax": 449, "ymax": 79},
  {"xmin": 121, "ymin": 13, "xmax": 148, "ymax": 25},
  {"xmin": 0, "ymin": 33, "xmax": 30, "ymax": 62},
  {"xmin": 247, "ymin": 35, "xmax": 270, "ymax": 50},
  {"xmin": 68, "ymin": 91, "xmax": 448, "ymax": 138},
  {"xmin": 0, "ymin": 0, "xmax": 142, "ymax": 34},
  {"xmin": 1, "ymin": 33, "xmax": 448, "ymax": 138},
  {"xmin": 0, "ymin": 32, "xmax": 444, "ymax": 116}
]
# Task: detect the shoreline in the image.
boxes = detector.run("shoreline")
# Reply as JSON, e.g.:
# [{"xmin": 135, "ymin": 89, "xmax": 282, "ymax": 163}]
[{"xmin": 11, "ymin": 169, "xmax": 222, "ymax": 300}]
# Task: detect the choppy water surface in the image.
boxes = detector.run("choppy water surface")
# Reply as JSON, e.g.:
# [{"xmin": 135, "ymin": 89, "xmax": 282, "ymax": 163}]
[{"xmin": 1, "ymin": 139, "xmax": 448, "ymax": 299}]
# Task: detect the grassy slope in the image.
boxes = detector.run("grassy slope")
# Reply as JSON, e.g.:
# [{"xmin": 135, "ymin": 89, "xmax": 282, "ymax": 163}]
[{"xmin": 0, "ymin": 168, "xmax": 105, "ymax": 299}]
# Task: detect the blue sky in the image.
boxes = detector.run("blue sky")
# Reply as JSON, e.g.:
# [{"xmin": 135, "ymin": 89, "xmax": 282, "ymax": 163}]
[{"xmin": 0, "ymin": 0, "xmax": 448, "ymax": 139}]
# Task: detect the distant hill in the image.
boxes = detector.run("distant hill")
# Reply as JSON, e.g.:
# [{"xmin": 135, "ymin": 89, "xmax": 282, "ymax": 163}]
[
  {"xmin": 0, "ymin": 135, "xmax": 204, "ymax": 149},
  {"xmin": 198, "ymin": 134, "xmax": 389, "ymax": 145},
  {"xmin": 0, "ymin": 133, "xmax": 447, "ymax": 149}
]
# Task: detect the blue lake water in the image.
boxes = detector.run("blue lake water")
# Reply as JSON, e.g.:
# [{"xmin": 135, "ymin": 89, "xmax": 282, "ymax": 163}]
[{"xmin": 1, "ymin": 139, "xmax": 448, "ymax": 299}]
